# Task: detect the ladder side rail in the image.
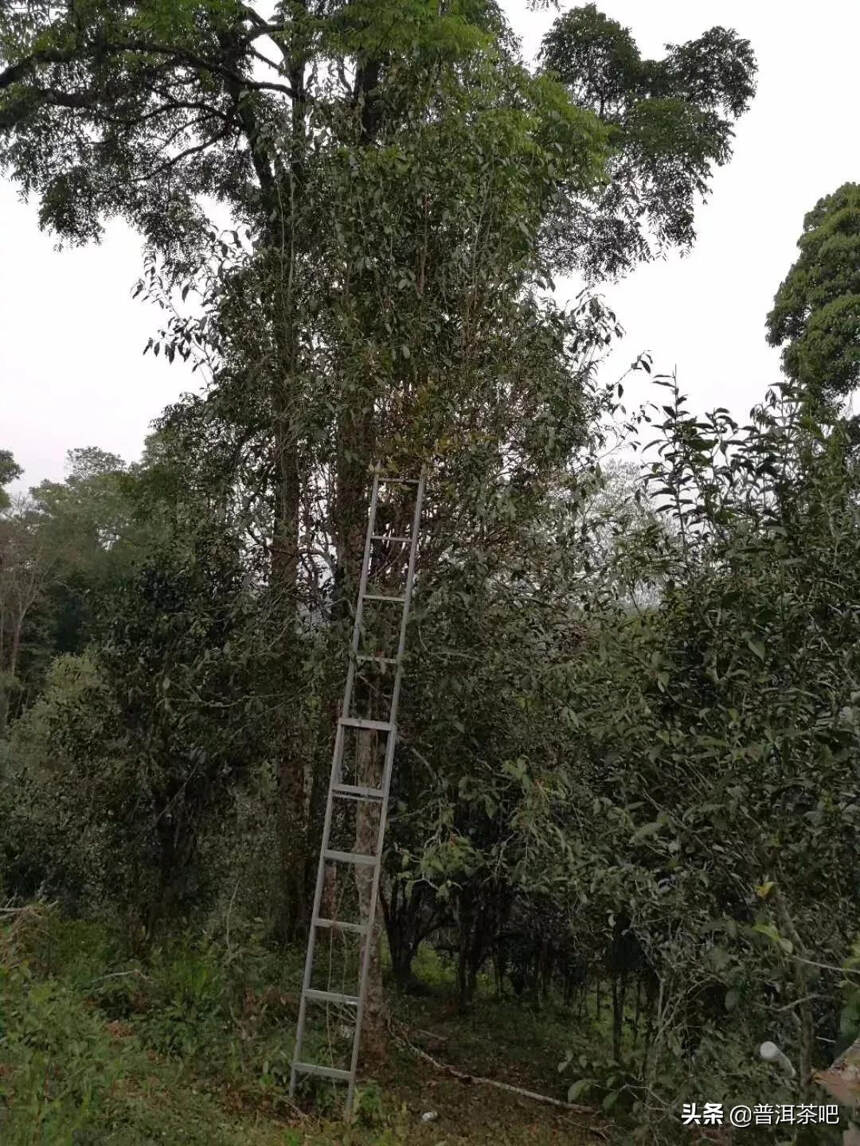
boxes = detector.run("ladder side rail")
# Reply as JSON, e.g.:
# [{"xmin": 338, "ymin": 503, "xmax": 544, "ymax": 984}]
[
  {"xmin": 290, "ymin": 720, "xmax": 346, "ymax": 1095},
  {"xmin": 345, "ymin": 726, "xmax": 398, "ymax": 1112}
]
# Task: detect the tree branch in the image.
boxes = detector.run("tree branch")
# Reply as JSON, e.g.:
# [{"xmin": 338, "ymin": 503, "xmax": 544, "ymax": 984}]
[
  {"xmin": 0, "ymin": 36, "xmax": 302, "ymax": 101},
  {"xmin": 133, "ymin": 126, "xmax": 230, "ymax": 183},
  {"xmin": 109, "ymin": 39, "xmax": 300, "ymax": 98},
  {"xmin": 391, "ymin": 1021, "xmax": 604, "ymax": 1126}
]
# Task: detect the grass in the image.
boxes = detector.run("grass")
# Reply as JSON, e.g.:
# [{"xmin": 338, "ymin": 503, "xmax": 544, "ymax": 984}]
[{"xmin": 0, "ymin": 905, "xmax": 605, "ymax": 1145}]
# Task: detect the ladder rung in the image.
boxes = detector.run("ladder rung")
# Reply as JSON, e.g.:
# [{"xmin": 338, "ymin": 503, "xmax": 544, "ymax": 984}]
[
  {"xmin": 315, "ymin": 917, "xmax": 368, "ymax": 935},
  {"xmin": 363, "ymin": 593, "xmax": 406, "ymax": 603},
  {"xmin": 333, "ymin": 782, "xmax": 384, "ymax": 801},
  {"xmin": 293, "ymin": 1062, "xmax": 352, "ymax": 1082},
  {"xmin": 339, "ymin": 716, "xmax": 393, "ymax": 732},
  {"xmin": 371, "ymin": 534, "xmax": 411, "ymax": 543},
  {"xmin": 305, "ymin": 988, "xmax": 359, "ymax": 1006},
  {"xmin": 355, "ymin": 654, "xmax": 398, "ymax": 665},
  {"xmin": 376, "ymin": 476, "xmax": 419, "ymax": 484},
  {"xmin": 324, "ymin": 849, "xmax": 377, "ymax": 867}
]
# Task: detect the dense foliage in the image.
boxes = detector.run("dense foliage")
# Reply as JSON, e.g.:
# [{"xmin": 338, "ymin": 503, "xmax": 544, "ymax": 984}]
[
  {"xmin": 767, "ymin": 182, "xmax": 860, "ymax": 407},
  {"xmin": 4, "ymin": 382, "xmax": 859, "ymax": 1143},
  {"xmin": 0, "ymin": 3, "xmax": 757, "ymax": 965},
  {"xmin": 3, "ymin": 5, "xmax": 858, "ymax": 1145}
]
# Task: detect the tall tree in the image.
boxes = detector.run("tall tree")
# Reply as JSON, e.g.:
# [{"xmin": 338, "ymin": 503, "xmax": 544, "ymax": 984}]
[
  {"xmin": 0, "ymin": 512, "xmax": 48, "ymax": 733},
  {"xmin": 0, "ymin": 431, "xmax": 267, "ymax": 926},
  {"xmin": 0, "ymin": 449, "xmax": 22, "ymax": 511},
  {"xmin": 0, "ymin": 2, "xmax": 756, "ymax": 948},
  {"xmin": 767, "ymin": 182, "xmax": 860, "ymax": 407},
  {"xmin": 1, "ymin": 452, "xmax": 38, "ymax": 733},
  {"xmin": 20, "ymin": 448, "xmax": 148, "ymax": 683}
]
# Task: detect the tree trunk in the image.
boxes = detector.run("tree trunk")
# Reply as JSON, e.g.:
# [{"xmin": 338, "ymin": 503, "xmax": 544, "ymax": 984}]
[
  {"xmin": 268, "ymin": 44, "xmax": 311, "ymax": 944},
  {"xmin": 774, "ymin": 891, "xmax": 815, "ymax": 1096},
  {"xmin": 456, "ymin": 888, "xmax": 490, "ymax": 1011},
  {"xmin": 272, "ymin": 348, "xmax": 306, "ymax": 943},
  {"xmin": 382, "ymin": 880, "xmax": 416, "ymax": 989},
  {"xmin": 612, "ymin": 971, "xmax": 627, "ymax": 1063},
  {"xmin": 382, "ymin": 879, "xmax": 440, "ymax": 991},
  {"xmin": 632, "ymin": 977, "xmax": 642, "ymax": 1049},
  {"xmin": 9, "ymin": 616, "xmax": 22, "ymax": 679}
]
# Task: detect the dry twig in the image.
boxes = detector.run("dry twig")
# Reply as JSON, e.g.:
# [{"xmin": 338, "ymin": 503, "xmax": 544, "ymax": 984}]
[{"xmin": 390, "ymin": 1020, "xmax": 608, "ymax": 1138}]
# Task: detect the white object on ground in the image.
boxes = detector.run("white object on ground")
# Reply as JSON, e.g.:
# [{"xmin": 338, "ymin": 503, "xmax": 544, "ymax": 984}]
[{"xmin": 760, "ymin": 1041, "xmax": 797, "ymax": 1078}]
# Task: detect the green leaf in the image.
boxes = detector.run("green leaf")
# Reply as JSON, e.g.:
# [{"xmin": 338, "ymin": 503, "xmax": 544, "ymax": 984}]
[
  {"xmin": 632, "ymin": 821, "xmax": 662, "ymax": 842},
  {"xmin": 752, "ymin": 922, "xmax": 794, "ymax": 954},
  {"xmin": 567, "ymin": 1078, "xmax": 595, "ymax": 1101},
  {"xmin": 747, "ymin": 638, "xmax": 766, "ymax": 661}
]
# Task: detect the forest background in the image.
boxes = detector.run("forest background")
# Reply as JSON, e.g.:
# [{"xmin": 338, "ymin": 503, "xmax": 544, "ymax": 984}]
[{"xmin": 0, "ymin": 2, "xmax": 858, "ymax": 1144}]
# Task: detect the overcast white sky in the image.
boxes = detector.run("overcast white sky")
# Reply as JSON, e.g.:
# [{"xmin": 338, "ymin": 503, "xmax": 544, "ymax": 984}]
[{"xmin": 2, "ymin": 0, "xmax": 859, "ymax": 492}]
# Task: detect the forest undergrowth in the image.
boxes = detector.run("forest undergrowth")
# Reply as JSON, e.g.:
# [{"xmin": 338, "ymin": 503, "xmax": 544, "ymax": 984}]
[{"xmin": 1, "ymin": 903, "xmax": 608, "ymax": 1145}]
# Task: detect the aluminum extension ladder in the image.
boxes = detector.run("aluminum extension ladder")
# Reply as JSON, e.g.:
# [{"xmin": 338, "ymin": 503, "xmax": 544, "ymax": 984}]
[{"xmin": 290, "ymin": 465, "xmax": 426, "ymax": 1113}]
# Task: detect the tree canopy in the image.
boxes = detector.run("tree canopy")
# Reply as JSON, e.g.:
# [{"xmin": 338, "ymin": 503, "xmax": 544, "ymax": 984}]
[
  {"xmin": 0, "ymin": 2, "xmax": 755, "ymax": 277},
  {"xmin": 16, "ymin": 13, "xmax": 859, "ymax": 1146},
  {"xmin": 767, "ymin": 182, "xmax": 860, "ymax": 407},
  {"xmin": 0, "ymin": 448, "xmax": 22, "ymax": 510},
  {"xmin": 539, "ymin": 4, "xmax": 755, "ymax": 276}
]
